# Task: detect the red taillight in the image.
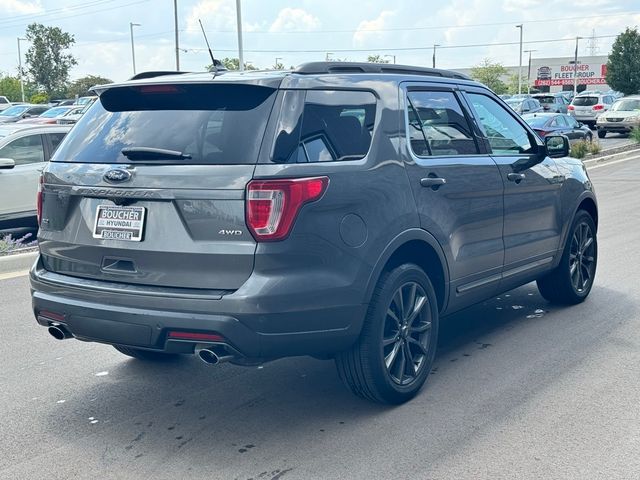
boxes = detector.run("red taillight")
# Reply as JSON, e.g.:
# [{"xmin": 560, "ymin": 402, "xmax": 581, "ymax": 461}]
[
  {"xmin": 593, "ymin": 104, "xmax": 604, "ymax": 111},
  {"xmin": 36, "ymin": 174, "xmax": 43, "ymax": 225},
  {"xmin": 136, "ymin": 85, "xmax": 179, "ymax": 94},
  {"xmin": 534, "ymin": 129, "xmax": 551, "ymax": 137},
  {"xmin": 568, "ymin": 105, "xmax": 575, "ymax": 111},
  {"xmin": 168, "ymin": 331, "xmax": 225, "ymax": 342},
  {"xmin": 246, "ymin": 177, "xmax": 329, "ymax": 242}
]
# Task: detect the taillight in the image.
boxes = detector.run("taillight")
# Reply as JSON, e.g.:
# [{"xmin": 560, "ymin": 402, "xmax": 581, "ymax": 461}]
[
  {"xmin": 593, "ymin": 104, "xmax": 604, "ymax": 111},
  {"xmin": 568, "ymin": 105, "xmax": 575, "ymax": 111},
  {"xmin": 36, "ymin": 174, "xmax": 43, "ymax": 225},
  {"xmin": 246, "ymin": 177, "xmax": 329, "ymax": 242}
]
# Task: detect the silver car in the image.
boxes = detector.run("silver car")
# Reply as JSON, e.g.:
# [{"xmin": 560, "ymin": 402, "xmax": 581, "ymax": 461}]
[
  {"xmin": 568, "ymin": 92, "xmax": 615, "ymax": 128},
  {"xmin": 596, "ymin": 96, "xmax": 640, "ymax": 138}
]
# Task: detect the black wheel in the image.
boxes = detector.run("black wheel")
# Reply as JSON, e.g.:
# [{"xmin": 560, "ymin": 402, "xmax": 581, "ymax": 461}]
[
  {"xmin": 597, "ymin": 130, "xmax": 606, "ymax": 139},
  {"xmin": 537, "ymin": 210, "xmax": 597, "ymax": 305},
  {"xmin": 586, "ymin": 133, "xmax": 593, "ymax": 143},
  {"xmin": 114, "ymin": 345, "xmax": 181, "ymax": 361},
  {"xmin": 336, "ymin": 263, "xmax": 439, "ymax": 404}
]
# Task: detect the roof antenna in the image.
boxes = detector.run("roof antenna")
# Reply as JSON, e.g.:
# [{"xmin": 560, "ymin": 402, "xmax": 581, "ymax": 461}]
[{"xmin": 199, "ymin": 19, "xmax": 219, "ymax": 76}]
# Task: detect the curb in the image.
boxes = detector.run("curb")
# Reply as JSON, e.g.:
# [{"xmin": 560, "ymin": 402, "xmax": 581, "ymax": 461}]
[
  {"xmin": 583, "ymin": 146, "xmax": 640, "ymax": 168},
  {"xmin": 0, "ymin": 251, "xmax": 38, "ymax": 275}
]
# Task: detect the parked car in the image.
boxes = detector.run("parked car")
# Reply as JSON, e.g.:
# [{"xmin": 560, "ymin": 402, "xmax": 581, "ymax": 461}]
[
  {"xmin": 75, "ymin": 96, "xmax": 97, "ymax": 107},
  {"xmin": 56, "ymin": 105, "xmax": 87, "ymax": 125},
  {"xmin": 17, "ymin": 106, "xmax": 76, "ymax": 125},
  {"xmin": 0, "ymin": 96, "xmax": 12, "ymax": 112},
  {"xmin": 532, "ymin": 93, "xmax": 569, "ymax": 113},
  {"xmin": 0, "ymin": 104, "xmax": 49, "ymax": 124},
  {"xmin": 49, "ymin": 99, "xmax": 76, "ymax": 107},
  {"xmin": 31, "ymin": 63, "xmax": 598, "ymax": 404},
  {"xmin": 505, "ymin": 97, "xmax": 543, "ymax": 115},
  {"xmin": 0, "ymin": 125, "xmax": 71, "ymax": 229},
  {"xmin": 523, "ymin": 113, "xmax": 592, "ymax": 143},
  {"xmin": 595, "ymin": 95, "xmax": 640, "ymax": 138},
  {"xmin": 568, "ymin": 92, "xmax": 615, "ymax": 128}
]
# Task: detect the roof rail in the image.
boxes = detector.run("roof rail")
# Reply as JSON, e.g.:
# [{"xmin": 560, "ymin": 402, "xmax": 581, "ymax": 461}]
[
  {"xmin": 128, "ymin": 71, "xmax": 191, "ymax": 81},
  {"xmin": 294, "ymin": 62, "xmax": 470, "ymax": 80}
]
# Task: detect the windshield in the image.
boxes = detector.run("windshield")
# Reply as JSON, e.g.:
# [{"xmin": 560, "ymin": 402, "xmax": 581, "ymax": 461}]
[
  {"xmin": 0, "ymin": 105, "xmax": 29, "ymax": 116},
  {"xmin": 52, "ymin": 83, "xmax": 277, "ymax": 165},
  {"xmin": 40, "ymin": 107, "xmax": 71, "ymax": 118},
  {"xmin": 572, "ymin": 96, "xmax": 598, "ymax": 106},
  {"xmin": 611, "ymin": 99, "xmax": 640, "ymax": 112}
]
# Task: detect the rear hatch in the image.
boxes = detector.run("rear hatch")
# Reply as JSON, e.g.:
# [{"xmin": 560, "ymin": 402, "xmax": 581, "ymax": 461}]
[
  {"xmin": 571, "ymin": 96, "xmax": 598, "ymax": 117},
  {"xmin": 536, "ymin": 96, "xmax": 555, "ymax": 111},
  {"xmin": 39, "ymin": 80, "xmax": 279, "ymax": 291}
]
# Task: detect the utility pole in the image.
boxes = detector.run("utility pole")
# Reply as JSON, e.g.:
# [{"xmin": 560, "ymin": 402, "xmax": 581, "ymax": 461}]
[
  {"xmin": 173, "ymin": 0, "xmax": 180, "ymax": 70},
  {"xmin": 573, "ymin": 36, "xmax": 582, "ymax": 96},
  {"xmin": 17, "ymin": 37, "xmax": 26, "ymax": 102},
  {"xmin": 516, "ymin": 24, "xmax": 523, "ymax": 94},
  {"xmin": 432, "ymin": 44, "xmax": 440, "ymax": 68},
  {"xmin": 524, "ymin": 49, "xmax": 536, "ymax": 94},
  {"xmin": 129, "ymin": 22, "xmax": 141, "ymax": 75},
  {"xmin": 236, "ymin": 0, "xmax": 244, "ymax": 71}
]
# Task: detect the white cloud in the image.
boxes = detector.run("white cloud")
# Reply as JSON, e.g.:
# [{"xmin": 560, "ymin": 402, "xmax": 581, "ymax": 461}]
[
  {"xmin": 353, "ymin": 10, "xmax": 396, "ymax": 46},
  {"xmin": 186, "ymin": 0, "xmax": 237, "ymax": 33},
  {"xmin": 268, "ymin": 8, "xmax": 320, "ymax": 33},
  {"xmin": 0, "ymin": 0, "xmax": 42, "ymax": 14}
]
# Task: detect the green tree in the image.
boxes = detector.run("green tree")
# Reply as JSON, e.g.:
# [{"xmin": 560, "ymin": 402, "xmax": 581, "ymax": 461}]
[
  {"xmin": 207, "ymin": 58, "xmax": 258, "ymax": 71},
  {"xmin": 66, "ymin": 75, "xmax": 112, "ymax": 98},
  {"xmin": 606, "ymin": 27, "xmax": 640, "ymax": 95},
  {"xmin": 0, "ymin": 75, "xmax": 37, "ymax": 102},
  {"xmin": 24, "ymin": 23, "xmax": 77, "ymax": 96},
  {"xmin": 367, "ymin": 54, "xmax": 390, "ymax": 64},
  {"xmin": 273, "ymin": 61, "xmax": 285, "ymax": 70},
  {"xmin": 470, "ymin": 59, "xmax": 508, "ymax": 94}
]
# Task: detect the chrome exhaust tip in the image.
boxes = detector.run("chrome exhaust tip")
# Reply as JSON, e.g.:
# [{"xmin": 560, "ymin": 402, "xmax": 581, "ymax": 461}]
[
  {"xmin": 197, "ymin": 348, "xmax": 220, "ymax": 365},
  {"xmin": 48, "ymin": 324, "xmax": 72, "ymax": 340}
]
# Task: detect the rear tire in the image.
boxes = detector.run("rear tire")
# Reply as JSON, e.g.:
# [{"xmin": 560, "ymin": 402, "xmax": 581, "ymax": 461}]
[
  {"xmin": 537, "ymin": 210, "xmax": 597, "ymax": 305},
  {"xmin": 114, "ymin": 345, "xmax": 181, "ymax": 361},
  {"xmin": 597, "ymin": 130, "xmax": 606, "ymax": 139},
  {"xmin": 336, "ymin": 263, "xmax": 439, "ymax": 404}
]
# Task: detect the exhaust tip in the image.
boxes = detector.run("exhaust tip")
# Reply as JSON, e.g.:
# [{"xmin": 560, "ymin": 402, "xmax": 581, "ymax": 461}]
[
  {"xmin": 48, "ymin": 325, "xmax": 69, "ymax": 340},
  {"xmin": 197, "ymin": 348, "xmax": 220, "ymax": 365}
]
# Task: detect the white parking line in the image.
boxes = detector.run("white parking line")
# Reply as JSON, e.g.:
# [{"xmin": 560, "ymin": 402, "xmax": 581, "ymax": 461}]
[
  {"xmin": 0, "ymin": 270, "xmax": 29, "ymax": 281},
  {"xmin": 588, "ymin": 154, "xmax": 640, "ymax": 170}
]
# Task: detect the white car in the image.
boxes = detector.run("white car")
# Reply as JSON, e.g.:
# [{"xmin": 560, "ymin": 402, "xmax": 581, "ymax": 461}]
[
  {"xmin": 0, "ymin": 125, "xmax": 71, "ymax": 228},
  {"xmin": 0, "ymin": 96, "xmax": 11, "ymax": 112}
]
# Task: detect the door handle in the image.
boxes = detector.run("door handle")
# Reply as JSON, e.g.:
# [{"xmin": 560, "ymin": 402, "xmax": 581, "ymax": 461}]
[
  {"xmin": 420, "ymin": 176, "xmax": 446, "ymax": 189},
  {"xmin": 507, "ymin": 172, "xmax": 526, "ymax": 183}
]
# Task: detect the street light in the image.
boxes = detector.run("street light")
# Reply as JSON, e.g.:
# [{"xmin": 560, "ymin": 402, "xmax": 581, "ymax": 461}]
[
  {"xmin": 432, "ymin": 44, "xmax": 441, "ymax": 68},
  {"xmin": 523, "ymin": 49, "xmax": 537, "ymax": 94},
  {"xmin": 236, "ymin": 0, "xmax": 244, "ymax": 71},
  {"xmin": 17, "ymin": 37, "xmax": 26, "ymax": 102},
  {"xmin": 516, "ymin": 24, "xmax": 523, "ymax": 94},
  {"xmin": 129, "ymin": 22, "xmax": 141, "ymax": 75},
  {"xmin": 573, "ymin": 36, "xmax": 583, "ymax": 96},
  {"xmin": 173, "ymin": 0, "xmax": 180, "ymax": 70},
  {"xmin": 384, "ymin": 54, "xmax": 396, "ymax": 64}
]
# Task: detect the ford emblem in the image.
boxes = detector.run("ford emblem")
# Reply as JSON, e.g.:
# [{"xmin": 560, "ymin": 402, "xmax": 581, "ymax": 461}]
[{"xmin": 103, "ymin": 168, "xmax": 132, "ymax": 183}]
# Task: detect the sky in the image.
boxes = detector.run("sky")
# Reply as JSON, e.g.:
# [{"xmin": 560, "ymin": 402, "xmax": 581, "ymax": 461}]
[{"xmin": 1, "ymin": 0, "xmax": 639, "ymax": 83}]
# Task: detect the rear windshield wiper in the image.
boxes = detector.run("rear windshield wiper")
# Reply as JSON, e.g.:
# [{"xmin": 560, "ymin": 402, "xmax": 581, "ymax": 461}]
[{"xmin": 121, "ymin": 147, "xmax": 192, "ymax": 160}]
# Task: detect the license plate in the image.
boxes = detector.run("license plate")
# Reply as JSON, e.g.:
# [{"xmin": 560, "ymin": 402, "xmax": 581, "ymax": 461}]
[{"xmin": 93, "ymin": 205, "xmax": 146, "ymax": 242}]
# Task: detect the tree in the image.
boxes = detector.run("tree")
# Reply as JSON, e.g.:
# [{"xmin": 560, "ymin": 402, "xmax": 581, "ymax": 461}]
[
  {"xmin": 470, "ymin": 59, "xmax": 508, "ymax": 94},
  {"xmin": 24, "ymin": 23, "xmax": 77, "ymax": 97},
  {"xmin": 273, "ymin": 62, "xmax": 285, "ymax": 70},
  {"xmin": 0, "ymin": 75, "xmax": 37, "ymax": 102},
  {"xmin": 207, "ymin": 58, "xmax": 258, "ymax": 71},
  {"xmin": 367, "ymin": 55, "xmax": 390, "ymax": 64},
  {"xmin": 606, "ymin": 27, "xmax": 640, "ymax": 95},
  {"xmin": 66, "ymin": 75, "xmax": 113, "ymax": 98}
]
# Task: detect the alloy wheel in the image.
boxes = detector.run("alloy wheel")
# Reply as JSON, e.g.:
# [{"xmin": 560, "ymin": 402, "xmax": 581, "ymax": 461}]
[{"xmin": 569, "ymin": 221, "xmax": 596, "ymax": 293}]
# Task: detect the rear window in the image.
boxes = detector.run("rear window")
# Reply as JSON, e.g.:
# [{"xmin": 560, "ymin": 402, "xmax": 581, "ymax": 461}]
[
  {"xmin": 269, "ymin": 90, "xmax": 376, "ymax": 163},
  {"xmin": 523, "ymin": 115, "xmax": 549, "ymax": 128},
  {"xmin": 535, "ymin": 96, "xmax": 555, "ymax": 104},
  {"xmin": 51, "ymin": 84, "xmax": 277, "ymax": 164},
  {"xmin": 572, "ymin": 96, "xmax": 598, "ymax": 106}
]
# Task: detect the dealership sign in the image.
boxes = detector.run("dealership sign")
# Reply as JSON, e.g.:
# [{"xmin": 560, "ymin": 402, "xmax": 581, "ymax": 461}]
[{"xmin": 534, "ymin": 63, "xmax": 608, "ymax": 86}]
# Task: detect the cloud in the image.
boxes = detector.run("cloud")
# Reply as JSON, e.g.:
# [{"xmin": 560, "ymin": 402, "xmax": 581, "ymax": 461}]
[
  {"xmin": 268, "ymin": 8, "xmax": 321, "ymax": 33},
  {"xmin": 353, "ymin": 10, "xmax": 396, "ymax": 46},
  {"xmin": 186, "ymin": 0, "xmax": 237, "ymax": 33},
  {"xmin": 0, "ymin": 0, "xmax": 42, "ymax": 14}
]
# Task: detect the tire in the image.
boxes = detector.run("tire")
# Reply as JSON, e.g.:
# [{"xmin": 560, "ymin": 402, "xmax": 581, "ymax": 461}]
[
  {"xmin": 537, "ymin": 210, "xmax": 597, "ymax": 305},
  {"xmin": 114, "ymin": 345, "xmax": 181, "ymax": 361},
  {"xmin": 597, "ymin": 130, "xmax": 606, "ymax": 139},
  {"xmin": 335, "ymin": 263, "xmax": 439, "ymax": 404}
]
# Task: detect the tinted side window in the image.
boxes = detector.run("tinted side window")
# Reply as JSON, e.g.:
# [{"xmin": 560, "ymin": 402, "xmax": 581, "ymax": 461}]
[
  {"xmin": 466, "ymin": 93, "xmax": 536, "ymax": 155},
  {"xmin": 0, "ymin": 98, "xmax": 8, "ymax": 104},
  {"xmin": 552, "ymin": 115, "xmax": 567, "ymax": 127},
  {"xmin": 407, "ymin": 90, "xmax": 478, "ymax": 156},
  {"xmin": 47, "ymin": 132, "xmax": 67, "ymax": 153},
  {"xmin": 0, "ymin": 134, "xmax": 45, "ymax": 165},
  {"xmin": 565, "ymin": 115, "xmax": 579, "ymax": 128},
  {"xmin": 272, "ymin": 90, "xmax": 376, "ymax": 163}
]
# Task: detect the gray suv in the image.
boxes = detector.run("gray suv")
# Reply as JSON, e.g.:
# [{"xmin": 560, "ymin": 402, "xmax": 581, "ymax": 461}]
[{"xmin": 30, "ymin": 63, "xmax": 598, "ymax": 404}]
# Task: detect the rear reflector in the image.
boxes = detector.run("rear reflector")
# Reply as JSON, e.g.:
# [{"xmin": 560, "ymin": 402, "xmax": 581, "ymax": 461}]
[
  {"xmin": 168, "ymin": 331, "xmax": 225, "ymax": 342},
  {"xmin": 246, "ymin": 177, "xmax": 329, "ymax": 242},
  {"xmin": 39, "ymin": 310, "xmax": 65, "ymax": 322}
]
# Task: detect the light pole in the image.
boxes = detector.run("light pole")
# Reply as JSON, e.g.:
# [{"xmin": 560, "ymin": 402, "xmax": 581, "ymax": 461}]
[
  {"xmin": 236, "ymin": 0, "xmax": 244, "ymax": 71},
  {"xmin": 516, "ymin": 24, "xmax": 523, "ymax": 94},
  {"xmin": 325, "ymin": 52, "xmax": 333, "ymax": 61},
  {"xmin": 275, "ymin": 57, "xmax": 282, "ymax": 69},
  {"xmin": 129, "ymin": 22, "xmax": 141, "ymax": 75},
  {"xmin": 432, "ymin": 44, "xmax": 440, "ymax": 68},
  {"xmin": 173, "ymin": 0, "xmax": 180, "ymax": 70},
  {"xmin": 524, "ymin": 49, "xmax": 537, "ymax": 94},
  {"xmin": 384, "ymin": 54, "xmax": 396, "ymax": 64},
  {"xmin": 17, "ymin": 37, "xmax": 26, "ymax": 102},
  {"xmin": 573, "ymin": 36, "xmax": 583, "ymax": 96}
]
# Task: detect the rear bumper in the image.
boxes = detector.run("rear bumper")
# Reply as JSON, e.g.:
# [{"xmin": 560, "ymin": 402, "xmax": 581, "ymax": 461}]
[{"xmin": 30, "ymin": 258, "xmax": 367, "ymax": 359}]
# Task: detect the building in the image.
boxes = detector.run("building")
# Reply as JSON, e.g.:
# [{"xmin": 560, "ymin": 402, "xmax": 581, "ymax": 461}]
[{"xmin": 456, "ymin": 55, "xmax": 610, "ymax": 94}]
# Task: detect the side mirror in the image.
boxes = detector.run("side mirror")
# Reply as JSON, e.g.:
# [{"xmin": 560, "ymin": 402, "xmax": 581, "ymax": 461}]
[
  {"xmin": 0, "ymin": 158, "xmax": 16, "ymax": 169},
  {"xmin": 545, "ymin": 135, "xmax": 569, "ymax": 158}
]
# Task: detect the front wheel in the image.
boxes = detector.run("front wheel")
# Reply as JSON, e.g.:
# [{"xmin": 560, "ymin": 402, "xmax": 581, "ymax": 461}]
[
  {"xmin": 336, "ymin": 263, "xmax": 439, "ymax": 404},
  {"xmin": 597, "ymin": 130, "xmax": 606, "ymax": 139},
  {"xmin": 537, "ymin": 210, "xmax": 597, "ymax": 304}
]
